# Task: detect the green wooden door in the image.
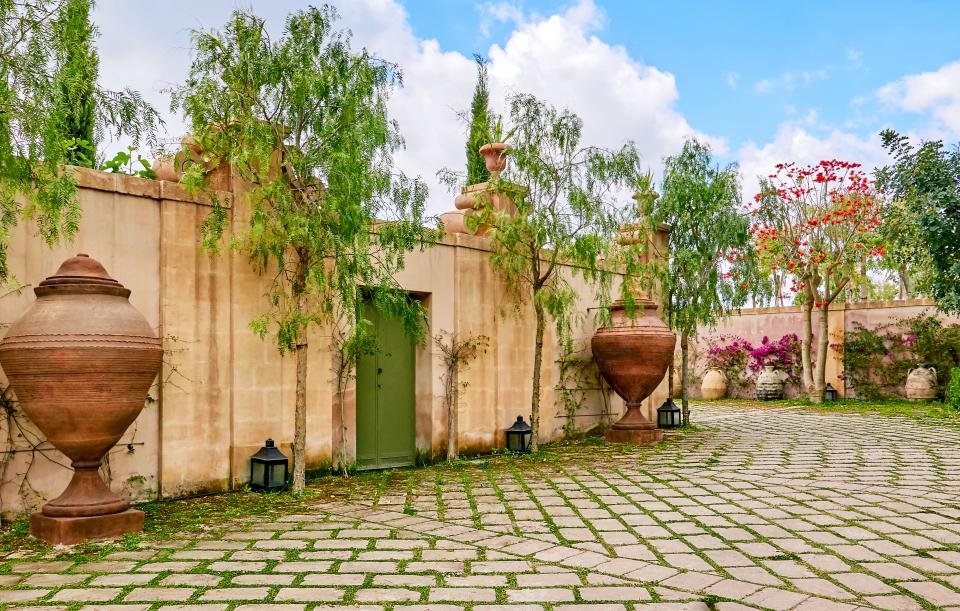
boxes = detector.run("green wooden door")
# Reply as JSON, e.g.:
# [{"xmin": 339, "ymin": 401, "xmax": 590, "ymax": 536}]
[{"xmin": 356, "ymin": 301, "xmax": 416, "ymax": 470}]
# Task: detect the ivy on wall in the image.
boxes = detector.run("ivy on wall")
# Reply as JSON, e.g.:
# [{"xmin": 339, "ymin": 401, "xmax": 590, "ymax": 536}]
[{"xmin": 837, "ymin": 314, "xmax": 960, "ymax": 399}]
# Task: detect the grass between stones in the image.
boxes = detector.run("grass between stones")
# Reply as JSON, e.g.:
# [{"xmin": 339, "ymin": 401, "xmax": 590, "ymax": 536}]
[{"xmin": 702, "ymin": 397, "xmax": 960, "ymax": 422}]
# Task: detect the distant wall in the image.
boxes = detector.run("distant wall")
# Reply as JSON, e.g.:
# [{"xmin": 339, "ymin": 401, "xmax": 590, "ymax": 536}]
[
  {"xmin": 682, "ymin": 299, "xmax": 959, "ymax": 399},
  {"xmin": 0, "ymin": 167, "xmax": 667, "ymax": 516}
]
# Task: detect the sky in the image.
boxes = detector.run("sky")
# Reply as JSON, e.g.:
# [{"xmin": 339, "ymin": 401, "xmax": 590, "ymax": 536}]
[{"xmin": 92, "ymin": 0, "xmax": 960, "ymax": 215}]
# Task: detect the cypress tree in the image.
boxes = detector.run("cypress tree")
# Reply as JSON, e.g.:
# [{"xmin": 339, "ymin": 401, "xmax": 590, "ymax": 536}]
[
  {"xmin": 466, "ymin": 54, "xmax": 490, "ymax": 185},
  {"xmin": 55, "ymin": 0, "xmax": 99, "ymax": 166}
]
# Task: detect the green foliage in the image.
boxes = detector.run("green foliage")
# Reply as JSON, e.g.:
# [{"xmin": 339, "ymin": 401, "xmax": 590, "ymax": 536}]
[
  {"xmin": 469, "ymin": 93, "xmax": 646, "ymax": 449},
  {"xmin": 946, "ymin": 368, "xmax": 960, "ymax": 411},
  {"xmin": 653, "ymin": 139, "xmax": 756, "ymax": 334},
  {"xmin": 172, "ymin": 5, "xmax": 435, "ymax": 493},
  {"xmin": 466, "ymin": 55, "xmax": 490, "ymax": 185},
  {"xmin": 555, "ymin": 344, "xmax": 610, "ymax": 437},
  {"xmin": 54, "ymin": 0, "xmax": 97, "ymax": 165},
  {"xmin": 839, "ymin": 314, "xmax": 960, "ymax": 399},
  {"xmin": 173, "ymin": 5, "xmax": 434, "ymax": 354},
  {"xmin": 99, "ymin": 146, "xmax": 155, "ymax": 179},
  {"xmin": 0, "ymin": 0, "xmax": 160, "ymax": 287},
  {"xmin": 639, "ymin": 139, "xmax": 760, "ymax": 421},
  {"xmin": 878, "ymin": 130, "xmax": 960, "ymax": 313}
]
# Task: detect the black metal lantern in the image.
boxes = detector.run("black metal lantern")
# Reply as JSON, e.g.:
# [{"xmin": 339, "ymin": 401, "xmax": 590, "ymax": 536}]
[
  {"xmin": 505, "ymin": 416, "xmax": 532, "ymax": 453},
  {"xmin": 250, "ymin": 439, "xmax": 289, "ymax": 492},
  {"xmin": 657, "ymin": 398, "xmax": 682, "ymax": 429},
  {"xmin": 825, "ymin": 383, "xmax": 838, "ymax": 402}
]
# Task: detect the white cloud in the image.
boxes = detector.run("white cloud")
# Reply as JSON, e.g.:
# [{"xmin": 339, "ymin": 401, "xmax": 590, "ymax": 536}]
[
  {"xmin": 878, "ymin": 59, "xmax": 960, "ymax": 137},
  {"xmin": 93, "ymin": 0, "xmax": 722, "ymax": 215},
  {"xmin": 726, "ymin": 72, "xmax": 740, "ymax": 89},
  {"xmin": 846, "ymin": 48, "xmax": 864, "ymax": 70},
  {"xmin": 338, "ymin": 0, "xmax": 722, "ymax": 214},
  {"xmin": 737, "ymin": 120, "xmax": 888, "ymax": 199},
  {"xmin": 754, "ymin": 66, "xmax": 832, "ymax": 94}
]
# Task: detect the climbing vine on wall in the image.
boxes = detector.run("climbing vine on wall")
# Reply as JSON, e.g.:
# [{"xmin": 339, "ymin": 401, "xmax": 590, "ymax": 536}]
[
  {"xmin": 555, "ymin": 343, "xmax": 612, "ymax": 437},
  {"xmin": 838, "ymin": 314, "xmax": 960, "ymax": 399}
]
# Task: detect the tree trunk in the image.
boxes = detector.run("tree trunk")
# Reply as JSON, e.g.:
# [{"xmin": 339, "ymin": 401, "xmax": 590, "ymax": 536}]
[
  {"xmin": 800, "ymin": 284, "xmax": 815, "ymax": 398},
  {"xmin": 899, "ymin": 265, "xmax": 911, "ymax": 300},
  {"xmin": 859, "ymin": 257, "xmax": 868, "ymax": 301},
  {"xmin": 446, "ymin": 367, "xmax": 458, "ymax": 461},
  {"xmin": 811, "ymin": 304, "xmax": 830, "ymax": 404},
  {"xmin": 530, "ymin": 300, "xmax": 545, "ymax": 452},
  {"xmin": 293, "ymin": 334, "xmax": 307, "ymax": 495},
  {"xmin": 667, "ymin": 358, "xmax": 674, "ymax": 398},
  {"xmin": 292, "ymin": 269, "xmax": 308, "ymax": 496},
  {"xmin": 680, "ymin": 330, "xmax": 690, "ymax": 426}
]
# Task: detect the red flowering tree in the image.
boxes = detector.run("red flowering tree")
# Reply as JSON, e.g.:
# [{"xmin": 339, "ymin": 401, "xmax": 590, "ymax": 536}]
[{"xmin": 750, "ymin": 160, "xmax": 883, "ymax": 402}]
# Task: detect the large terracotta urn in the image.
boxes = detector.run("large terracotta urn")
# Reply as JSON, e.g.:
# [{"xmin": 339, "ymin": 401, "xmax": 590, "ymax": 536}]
[
  {"xmin": 0, "ymin": 254, "xmax": 162, "ymax": 544},
  {"xmin": 592, "ymin": 299, "xmax": 676, "ymax": 443},
  {"xmin": 906, "ymin": 365, "xmax": 937, "ymax": 402},
  {"xmin": 700, "ymin": 368, "xmax": 728, "ymax": 400}
]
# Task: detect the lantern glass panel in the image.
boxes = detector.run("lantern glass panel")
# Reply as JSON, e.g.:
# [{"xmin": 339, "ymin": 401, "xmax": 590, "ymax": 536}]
[
  {"xmin": 269, "ymin": 463, "xmax": 287, "ymax": 486},
  {"xmin": 252, "ymin": 461, "xmax": 266, "ymax": 486}
]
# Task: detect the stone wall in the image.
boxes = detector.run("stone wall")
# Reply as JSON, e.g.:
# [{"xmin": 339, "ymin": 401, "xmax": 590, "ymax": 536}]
[
  {"xmin": 684, "ymin": 299, "xmax": 959, "ymax": 399},
  {"xmin": 0, "ymin": 168, "xmax": 667, "ymax": 516}
]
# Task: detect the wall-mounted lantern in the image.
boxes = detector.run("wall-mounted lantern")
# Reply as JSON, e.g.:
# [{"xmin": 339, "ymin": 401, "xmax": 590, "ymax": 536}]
[
  {"xmin": 825, "ymin": 383, "xmax": 838, "ymax": 402},
  {"xmin": 505, "ymin": 416, "xmax": 532, "ymax": 453},
  {"xmin": 250, "ymin": 439, "xmax": 289, "ymax": 492},
  {"xmin": 657, "ymin": 398, "xmax": 682, "ymax": 429}
]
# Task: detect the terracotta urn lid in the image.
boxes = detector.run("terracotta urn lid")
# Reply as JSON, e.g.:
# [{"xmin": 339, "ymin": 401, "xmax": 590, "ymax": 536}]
[{"xmin": 35, "ymin": 253, "xmax": 130, "ymax": 298}]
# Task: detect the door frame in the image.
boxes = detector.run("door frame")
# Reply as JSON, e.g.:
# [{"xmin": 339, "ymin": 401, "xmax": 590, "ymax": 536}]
[{"xmin": 331, "ymin": 292, "xmax": 432, "ymax": 471}]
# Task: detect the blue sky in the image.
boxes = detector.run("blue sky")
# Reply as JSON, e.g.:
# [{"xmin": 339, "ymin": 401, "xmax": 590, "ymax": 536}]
[
  {"xmin": 94, "ymin": 0, "xmax": 960, "ymax": 213},
  {"xmin": 401, "ymin": 0, "xmax": 960, "ymax": 159}
]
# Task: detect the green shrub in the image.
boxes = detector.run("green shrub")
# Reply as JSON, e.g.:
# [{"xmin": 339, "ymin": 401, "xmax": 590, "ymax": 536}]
[
  {"xmin": 947, "ymin": 368, "xmax": 960, "ymax": 411},
  {"xmin": 839, "ymin": 314, "xmax": 960, "ymax": 399}
]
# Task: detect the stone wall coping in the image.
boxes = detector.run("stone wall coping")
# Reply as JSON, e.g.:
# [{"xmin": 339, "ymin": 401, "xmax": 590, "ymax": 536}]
[
  {"xmin": 70, "ymin": 166, "xmax": 232, "ymax": 208},
  {"xmin": 725, "ymin": 297, "xmax": 937, "ymax": 317}
]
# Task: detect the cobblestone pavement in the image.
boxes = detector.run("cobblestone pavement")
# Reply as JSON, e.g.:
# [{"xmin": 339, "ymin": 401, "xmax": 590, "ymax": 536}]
[{"xmin": 3, "ymin": 403, "xmax": 960, "ymax": 610}]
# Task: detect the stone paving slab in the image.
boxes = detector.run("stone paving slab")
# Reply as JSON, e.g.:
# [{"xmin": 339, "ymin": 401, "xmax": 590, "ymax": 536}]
[{"xmin": 4, "ymin": 404, "xmax": 960, "ymax": 609}]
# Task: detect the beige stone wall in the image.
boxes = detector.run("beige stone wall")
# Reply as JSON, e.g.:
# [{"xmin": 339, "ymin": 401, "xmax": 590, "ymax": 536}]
[{"xmin": 0, "ymin": 168, "xmax": 668, "ymax": 516}]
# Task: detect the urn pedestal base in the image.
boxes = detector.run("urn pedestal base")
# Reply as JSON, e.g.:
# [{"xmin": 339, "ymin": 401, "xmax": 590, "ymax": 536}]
[
  {"xmin": 604, "ymin": 428, "xmax": 663, "ymax": 444},
  {"xmin": 30, "ymin": 509, "xmax": 144, "ymax": 545},
  {"xmin": 603, "ymin": 404, "xmax": 664, "ymax": 445}
]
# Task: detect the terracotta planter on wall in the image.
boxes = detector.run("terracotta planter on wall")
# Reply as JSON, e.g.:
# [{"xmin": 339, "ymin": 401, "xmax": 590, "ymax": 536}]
[
  {"xmin": 906, "ymin": 365, "xmax": 937, "ymax": 402},
  {"xmin": 592, "ymin": 299, "xmax": 676, "ymax": 443},
  {"xmin": 0, "ymin": 254, "xmax": 162, "ymax": 544},
  {"xmin": 479, "ymin": 143, "xmax": 509, "ymax": 174},
  {"xmin": 701, "ymin": 368, "xmax": 728, "ymax": 400}
]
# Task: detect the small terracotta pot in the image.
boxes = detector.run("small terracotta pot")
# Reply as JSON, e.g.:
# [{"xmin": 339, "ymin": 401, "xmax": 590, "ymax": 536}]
[
  {"xmin": 479, "ymin": 143, "xmax": 509, "ymax": 173},
  {"xmin": 906, "ymin": 365, "xmax": 937, "ymax": 402},
  {"xmin": 454, "ymin": 193, "xmax": 476, "ymax": 210},
  {"xmin": 152, "ymin": 157, "xmax": 179, "ymax": 182},
  {"xmin": 701, "ymin": 368, "xmax": 727, "ymax": 400}
]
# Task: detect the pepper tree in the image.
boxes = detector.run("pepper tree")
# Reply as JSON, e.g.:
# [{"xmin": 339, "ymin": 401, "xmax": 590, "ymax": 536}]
[
  {"xmin": 470, "ymin": 93, "xmax": 645, "ymax": 451},
  {"xmin": 1, "ymin": 0, "xmax": 159, "ymax": 287},
  {"xmin": 647, "ymin": 139, "xmax": 754, "ymax": 424},
  {"xmin": 750, "ymin": 160, "xmax": 882, "ymax": 402},
  {"xmin": 173, "ymin": 5, "xmax": 433, "ymax": 493}
]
